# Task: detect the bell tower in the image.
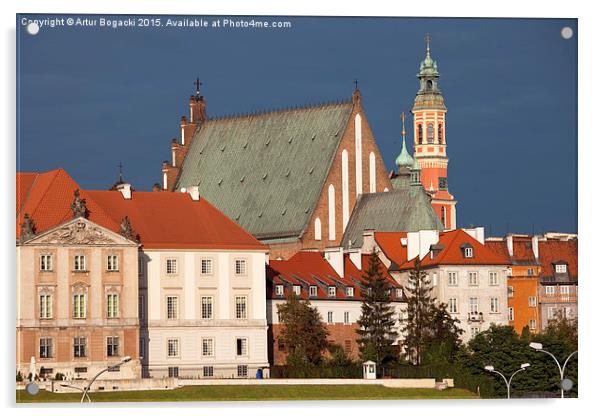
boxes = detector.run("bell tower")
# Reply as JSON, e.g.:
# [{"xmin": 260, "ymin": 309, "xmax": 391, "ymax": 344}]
[{"xmin": 412, "ymin": 34, "xmax": 457, "ymax": 229}]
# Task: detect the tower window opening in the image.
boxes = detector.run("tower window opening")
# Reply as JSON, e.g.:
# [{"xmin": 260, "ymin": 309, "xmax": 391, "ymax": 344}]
[
  {"xmin": 427, "ymin": 124, "xmax": 434, "ymax": 144},
  {"xmin": 438, "ymin": 124, "xmax": 443, "ymax": 144},
  {"xmin": 418, "ymin": 125, "xmax": 423, "ymax": 144},
  {"xmin": 426, "ymin": 80, "xmax": 433, "ymax": 90},
  {"xmin": 441, "ymin": 207, "xmax": 446, "ymax": 227}
]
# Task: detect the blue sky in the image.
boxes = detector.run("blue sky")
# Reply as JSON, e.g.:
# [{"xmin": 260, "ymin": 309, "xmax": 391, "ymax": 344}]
[{"xmin": 16, "ymin": 15, "xmax": 577, "ymax": 234}]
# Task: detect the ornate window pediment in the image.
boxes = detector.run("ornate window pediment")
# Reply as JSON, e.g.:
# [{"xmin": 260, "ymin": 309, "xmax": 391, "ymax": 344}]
[{"xmin": 22, "ymin": 218, "xmax": 137, "ymax": 247}]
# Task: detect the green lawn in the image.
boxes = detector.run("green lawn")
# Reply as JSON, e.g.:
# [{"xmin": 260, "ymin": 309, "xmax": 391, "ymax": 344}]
[{"xmin": 17, "ymin": 384, "xmax": 477, "ymax": 403}]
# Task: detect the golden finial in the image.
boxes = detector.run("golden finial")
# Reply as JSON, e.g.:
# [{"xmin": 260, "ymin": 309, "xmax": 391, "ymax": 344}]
[{"xmin": 400, "ymin": 112, "xmax": 406, "ymax": 139}]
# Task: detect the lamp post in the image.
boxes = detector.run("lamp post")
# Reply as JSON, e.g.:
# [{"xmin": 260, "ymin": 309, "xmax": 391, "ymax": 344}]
[
  {"xmin": 80, "ymin": 356, "xmax": 131, "ymax": 403},
  {"xmin": 484, "ymin": 363, "xmax": 530, "ymax": 399},
  {"xmin": 529, "ymin": 342, "xmax": 577, "ymax": 398},
  {"xmin": 60, "ymin": 383, "xmax": 91, "ymax": 402}
]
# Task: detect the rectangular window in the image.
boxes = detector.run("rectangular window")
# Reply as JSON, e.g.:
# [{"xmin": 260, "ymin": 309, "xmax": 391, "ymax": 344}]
[
  {"xmin": 344, "ymin": 311, "xmax": 350, "ymax": 324},
  {"xmin": 203, "ymin": 366, "xmax": 214, "ymax": 378},
  {"xmin": 489, "ymin": 272, "xmax": 499, "ymax": 286},
  {"xmin": 74, "ymin": 255, "xmax": 86, "ymax": 271},
  {"xmin": 563, "ymin": 307, "xmax": 571, "ymax": 318},
  {"xmin": 432, "ymin": 273, "xmax": 438, "ymax": 286},
  {"xmin": 107, "ymin": 336, "xmax": 119, "ymax": 357},
  {"xmin": 73, "ymin": 336, "xmax": 87, "ymax": 358},
  {"xmin": 107, "ymin": 255, "xmax": 119, "ymax": 271},
  {"xmin": 236, "ymin": 338, "xmax": 248, "ymax": 356},
  {"xmin": 508, "ymin": 307, "xmax": 514, "ymax": 321},
  {"xmin": 490, "ymin": 298, "xmax": 499, "ymax": 313},
  {"xmin": 275, "ymin": 285, "xmax": 284, "ymax": 297},
  {"xmin": 167, "ymin": 339, "xmax": 180, "ymax": 357},
  {"xmin": 107, "ymin": 293, "xmax": 119, "ymax": 318},
  {"xmin": 547, "ymin": 307, "xmax": 556, "ymax": 319},
  {"xmin": 237, "ymin": 365, "xmax": 248, "ymax": 378},
  {"xmin": 40, "ymin": 254, "xmax": 52, "ymax": 271},
  {"xmin": 464, "ymin": 247, "xmax": 473, "ymax": 258},
  {"xmin": 201, "ymin": 259, "xmax": 213, "ymax": 275},
  {"xmin": 39, "ymin": 294, "xmax": 52, "ymax": 319},
  {"xmin": 396, "ymin": 288, "xmax": 404, "ymax": 298},
  {"xmin": 293, "ymin": 285, "xmax": 301, "ymax": 296},
  {"xmin": 529, "ymin": 319, "xmax": 537, "ymax": 330},
  {"xmin": 555, "ymin": 264, "xmax": 567, "ymax": 273},
  {"xmin": 166, "ymin": 296, "xmax": 179, "ymax": 319},
  {"xmin": 346, "ymin": 287, "xmax": 354, "ymax": 297},
  {"xmin": 545, "ymin": 286, "xmax": 555, "ymax": 295},
  {"xmin": 202, "ymin": 338, "xmax": 214, "ymax": 357},
  {"xmin": 235, "ymin": 259, "xmax": 247, "ymax": 276},
  {"xmin": 166, "ymin": 259, "xmax": 178, "ymax": 275},
  {"xmin": 235, "ymin": 296, "xmax": 247, "ymax": 319},
  {"xmin": 168, "ymin": 366, "xmax": 179, "ymax": 378},
  {"xmin": 560, "ymin": 286, "xmax": 570, "ymax": 295},
  {"xmin": 40, "ymin": 337, "xmax": 53, "ymax": 358},
  {"xmin": 328, "ymin": 286, "xmax": 336, "ymax": 297},
  {"xmin": 508, "ymin": 286, "xmax": 514, "ymax": 298},
  {"xmin": 448, "ymin": 298, "xmax": 458, "ymax": 314},
  {"xmin": 73, "ymin": 294, "xmax": 86, "ymax": 319},
  {"xmin": 309, "ymin": 286, "xmax": 317, "ymax": 297},
  {"xmin": 468, "ymin": 272, "xmax": 478, "ymax": 286},
  {"xmin": 527, "ymin": 268, "xmax": 534, "ymax": 276},
  {"xmin": 469, "ymin": 297, "xmax": 479, "ymax": 314},
  {"xmin": 529, "ymin": 296, "xmax": 537, "ymax": 307},
  {"xmin": 201, "ymin": 296, "xmax": 213, "ymax": 319},
  {"xmin": 448, "ymin": 272, "xmax": 458, "ymax": 286},
  {"xmin": 327, "ymin": 311, "xmax": 333, "ymax": 324},
  {"xmin": 470, "ymin": 327, "xmax": 479, "ymax": 338}
]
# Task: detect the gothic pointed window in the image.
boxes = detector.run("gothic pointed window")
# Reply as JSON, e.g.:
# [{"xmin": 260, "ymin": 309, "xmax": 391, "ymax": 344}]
[{"xmin": 427, "ymin": 124, "xmax": 434, "ymax": 144}]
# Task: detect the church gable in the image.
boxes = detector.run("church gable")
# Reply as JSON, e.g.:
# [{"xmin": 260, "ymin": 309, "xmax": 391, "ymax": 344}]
[
  {"xmin": 175, "ymin": 100, "xmax": 354, "ymax": 240},
  {"xmin": 21, "ymin": 217, "xmax": 138, "ymax": 247}
]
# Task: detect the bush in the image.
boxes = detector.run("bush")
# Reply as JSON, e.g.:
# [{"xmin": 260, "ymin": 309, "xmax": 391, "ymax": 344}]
[
  {"xmin": 271, "ymin": 364, "xmax": 363, "ymax": 379},
  {"xmin": 54, "ymin": 372, "xmax": 66, "ymax": 381},
  {"xmin": 16, "ymin": 371, "xmax": 23, "ymax": 382}
]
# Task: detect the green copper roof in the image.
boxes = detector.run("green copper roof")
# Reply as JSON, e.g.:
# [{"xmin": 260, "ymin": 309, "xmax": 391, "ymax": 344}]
[
  {"xmin": 341, "ymin": 188, "xmax": 444, "ymax": 249},
  {"xmin": 176, "ymin": 101, "xmax": 354, "ymax": 240},
  {"xmin": 395, "ymin": 137, "xmax": 414, "ymax": 168}
]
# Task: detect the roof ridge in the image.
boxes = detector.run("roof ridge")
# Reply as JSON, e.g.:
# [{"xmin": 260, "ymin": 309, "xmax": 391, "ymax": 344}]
[{"xmin": 206, "ymin": 98, "xmax": 352, "ymax": 122}]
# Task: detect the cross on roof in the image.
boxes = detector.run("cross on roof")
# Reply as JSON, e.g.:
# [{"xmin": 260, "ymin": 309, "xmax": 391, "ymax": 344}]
[
  {"xmin": 194, "ymin": 77, "xmax": 202, "ymax": 95},
  {"xmin": 353, "ymin": 79, "xmax": 358, "ymax": 91}
]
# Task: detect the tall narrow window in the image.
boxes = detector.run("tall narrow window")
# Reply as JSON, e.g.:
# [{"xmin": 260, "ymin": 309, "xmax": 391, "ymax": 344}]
[
  {"xmin": 469, "ymin": 272, "xmax": 478, "ymax": 286},
  {"xmin": 107, "ymin": 336, "xmax": 119, "ymax": 357},
  {"xmin": 327, "ymin": 311, "xmax": 333, "ymax": 324},
  {"xmin": 236, "ymin": 338, "xmax": 248, "ymax": 356},
  {"xmin": 328, "ymin": 184, "xmax": 336, "ymax": 241},
  {"xmin": 166, "ymin": 296, "xmax": 179, "ymax": 319},
  {"xmin": 369, "ymin": 152, "xmax": 376, "ymax": 193},
  {"xmin": 469, "ymin": 297, "xmax": 478, "ymax": 314},
  {"xmin": 201, "ymin": 296, "xmax": 213, "ymax": 319},
  {"xmin": 489, "ymin": 272, "xmax": 499, "ymax": 286},
  {"xmin": 235, "ymin": 296, "xmax": 247, "ymax": 319},
  {"xmin": 202, "ymin": 338, "xmax": 214, "ymax": 357},
  {"xmin": 73, "ymin": 336, "xmax": 87, "ymax": 358},
  {"xmin": 166, "ymin": 259, "xmax": 177, "ymax": 275},
  {"xmin": 73, "ymin": 293, "xmax": 86, "ymax": 319},
  {"xmin": 107, "ymin": 255, "xmax": 119, "ymax": 271},
  {"xmin": 167, "ymin": 339, "xmax": 179, "ymax": 357},
  {"xmin": 418, "ymin": 125, "xmax": 423, "ymax": 144},
  {"xmin": 39, "ymin": 294, "xmax": 52, "ymax": 319},
  {"xmin": 344, "ymin": 311, "xmax": 350, "ymax": 324},
  {"xmin": 235, "ymin": 259, "xmax": 247, "ymax": 276},
  {"xmin": 40, "ymin": 337, "xmax": 53, "ymax": 358},
  {"xmin": 438, "ymin": 123, "xmax": 444, "ymax": 144},
  {"xmin": 314, "ymin": 218, "xmax": 322, "ymax": 241},
  {"xmin": 490, "ymin": 297, "xmax": 499, "ymax": 313},
  {"xmin": 341, "ymin": 149, "xmax": 349, "ymax": 228},
  {"xmin": 74, "ymin": 255, "xmax": 86, "ymax": 271},
  {"xmin": 40, "ymin": 254, "xmax": 52, "ymax": 271},
  {"xmin": 354, "ymin": 114, "xmax": 363, "ymax": 196},
  {"xmin": 201, "ymin": 259, "xmax": 213, "ymax": 275},
  {"xmin": 427, "ymin": 124, "xmax": 434, "ymax": 143},
  {"xmin": 107, "ymin": 293, "xmax": 119, "ymax": 318},
  {"xmin": 441, "ymin": 207, "xmax": 446, "ymax": 228},
  {"xmin": 448, "ymin": 298, "xmax": 458, "ymax": 314},
  {"xmin": 448, "ymin": 272, "xmax": 458, "ymax": 286},
  {"xmin": 508, "ymin": 307, "xmax": 515, "ymax": 321}
]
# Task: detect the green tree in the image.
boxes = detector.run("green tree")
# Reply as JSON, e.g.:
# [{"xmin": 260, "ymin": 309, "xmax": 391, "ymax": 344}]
[
  {"xmin": 356, "ymin": 249, "xmax": 398, "ymax": 367},
  {"xmin": 399, "ymin": 258, "xmax": 435, "ymax": 364},
  {"xmin": 277, "ymin": 292, "xmax": 330, "ymax": 366},
  {"xmin": 422, "ymin": 302, "xmax": 464, "ymax": 364}
]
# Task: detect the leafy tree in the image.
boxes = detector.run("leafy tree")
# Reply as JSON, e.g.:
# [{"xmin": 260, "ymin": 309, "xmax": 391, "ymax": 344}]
[
  {"xmin": 356, "ymin": 250, "xmax": 398, "ymax": 366},
  {"xmin": 326, "ymin": 343, "xmax": 355, "ymax": 367},
  {"xmin": 399, "ymin": 258, "xmax": 435, "ymax": 364},
  {"xmin": 546, "ymin": 311, "xmax": 578, "ymax": 351},
  {"xmin": 277, "ymin": 292, "xmax": 330, "ymax": 366}
]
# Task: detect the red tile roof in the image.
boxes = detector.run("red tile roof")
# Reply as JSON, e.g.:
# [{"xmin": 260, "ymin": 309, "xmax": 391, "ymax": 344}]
[
  {"xmin": 267, "ymin": 251, "xmax": 402, "ymax": 301},
  {"xmin": 484, "ymin": 240, "xmax": 511, "ymax": 262},
  {"xmin": 374, "ymin": 232, "xmax": 409, "ymax": 267},
  {"xmin": 538, "ymin": 239, "xmax": 578, "ymax": 278},
  {"xmin": 16, "ymin": 169, "xmax": 265, "ymax": 251}
]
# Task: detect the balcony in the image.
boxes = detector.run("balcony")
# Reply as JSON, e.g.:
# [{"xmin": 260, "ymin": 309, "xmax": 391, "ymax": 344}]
[{"xmin": 467, "ymin": 312, "xmax": 484, "ymax": 323}]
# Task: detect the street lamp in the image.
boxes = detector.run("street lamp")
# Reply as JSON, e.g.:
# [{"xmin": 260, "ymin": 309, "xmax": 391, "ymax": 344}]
[
  {"xmin": 529, "ymin": 342, "xmax": 577, "ymax": 399},
  {"xmin": 80, "ymin": 356, "xmax": 131, "ymax": 403},
  {"xmin": 60, "ymin": 383, "xmax": 91, "ymax": 402},
  {"xmin": 484, "ymin": 363, "xmax": 530, "ymax": 399}
]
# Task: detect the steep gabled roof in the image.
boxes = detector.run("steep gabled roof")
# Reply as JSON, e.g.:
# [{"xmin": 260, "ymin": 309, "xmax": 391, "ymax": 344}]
[
  {"xmin": 538, "ymin": 239, "xmax": 578, "ymax": 278},
  {"xmin": 176, "ymin": 101, "xmax": 354, "ymax": 241},
  {"xmin": 374, "ymin": 232, "xmax": 409, "ymax": 267},
  {"xmin": 420, "ymin": 229, "xmax": 510, "ymax": 267},
  {"xmin": 341, "ymin": 188, "xmax": 443, "ymax": 249}
]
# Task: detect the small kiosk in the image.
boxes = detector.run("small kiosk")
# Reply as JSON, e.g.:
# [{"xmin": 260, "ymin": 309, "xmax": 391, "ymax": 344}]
[{"xmin": 363, "ymin": 360, "xmax": 376, "ymax": 380}]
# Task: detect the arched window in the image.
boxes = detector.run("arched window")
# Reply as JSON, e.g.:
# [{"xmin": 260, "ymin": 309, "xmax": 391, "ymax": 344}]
[
  {"xmin": 354, "ymin": 114, "xmax": 363, "ymax": 196},
  {"xmin": 314, "ymin": 218, "xmax": 322, "ymax": 241},
  {"xmin": 341, "ymin": 150, "xmax": 349, "ymax": 229},
  {"xmin": 369, "ymin": 152, "xmax": 376, "ymax": 193},
  {"xmin": 441, "ymin": 207, "xmax": 446, "ymax": 228},
  {"xmin": 427, "ymin": 124, "xmax": 434, "ymax": 144},
  {"xmin": 438, "ymin": 124, "xmax": 444, "ymax": 144},
  {"xmin": 418, "ymin": 125, "xmax": 423, "ymax": 144},
  {"xmin": 426, "ymin": 80, "xmax": 433, "ymax": 90},
  {"xmin": 328, "ymin": 184, "xmax": 336, "ymax": 241}
]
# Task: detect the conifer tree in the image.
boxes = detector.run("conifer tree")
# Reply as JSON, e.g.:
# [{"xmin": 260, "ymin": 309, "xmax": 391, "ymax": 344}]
[{"xmin": 356, "ymin": 249, "xmax": 398, "ymax": 367}]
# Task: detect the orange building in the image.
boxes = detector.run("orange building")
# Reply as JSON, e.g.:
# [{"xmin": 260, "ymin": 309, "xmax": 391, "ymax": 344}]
[{"xmin": 486, "ymin": 235, "xmax": 542, "ymax": 334}]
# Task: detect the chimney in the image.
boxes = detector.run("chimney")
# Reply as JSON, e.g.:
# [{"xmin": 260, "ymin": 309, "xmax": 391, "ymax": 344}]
[
  {"xmin": 116, "ymin": 183, "xmax": 132, "ymax": 200},
  {"xmin": 361, "ymin": 229, "xmax": 376, "ymax": 254},
  {"xmin": 532, "ymin": 235, "xmax": 539, "ymax": 260},
  {"xmin": 324, "ymin": 247, "xmax": 344, "ymax": 277},
  {"xmin": 347, "ymin": 248, "xmax": 362, "ymax": 270},
  {"xmin": 182, "ymin": 186, "xmax": 200, "ymax": 201},
  {"xmin": 407, "ymin": 229, "xmax": 439, "ymax": 261},
  {"xmin": 506, "ymin": 234, "xmax": 514, "ymax": 257}
]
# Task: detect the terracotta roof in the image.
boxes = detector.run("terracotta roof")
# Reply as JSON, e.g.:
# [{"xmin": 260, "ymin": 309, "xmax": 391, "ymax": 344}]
[
  {"xmin": 538, "ymin": 239, "xmax": 578, "ymax": 278},
  {"xmin": 16, "ymin": 169, "xmax": 265, "ymax": 251},
  {"xmin": 374, "ymin": 232, "xmax": 409, "ymax": 267},
  {"xmin": 484, "ymin": 240, "xmax": 511, "ymax": 262},
  {"xmin": 267, "ymin": 251, "xmax": 403, "ymax": 301}
]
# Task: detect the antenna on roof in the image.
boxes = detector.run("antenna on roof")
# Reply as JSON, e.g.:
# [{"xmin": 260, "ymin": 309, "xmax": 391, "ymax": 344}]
[{"xmin": 117, "ymin": 162, "xmax": 124, "ymax": 183}]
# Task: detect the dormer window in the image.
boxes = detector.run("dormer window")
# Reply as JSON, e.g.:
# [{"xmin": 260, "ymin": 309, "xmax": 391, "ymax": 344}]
[
  {"xmin": 555, "ymin": 264, "xmax": 567, "ymax": 274},
  {"xmin": 275, "ymin": 285, "xmax": 284, "ymax": 297},
  {"xmin": 464, "ymin": 247, "xmax": 473, "ymax": 258},
  {"xmin": 396, "ymin": 288, "xmax": 404, "ymax": 299},
  {"xmin": 309, "ymin": 286, "xmax": 317, "ymax": 297},
  {"xmin": 346, "ymin": 287, "xmax": 354, "ymax": 297},
  {"xmin": 293, "ymin": 285, "xmax": 301, "ymax": 296},
  {"xmin": 328, "ymin": 286, "xmax": 336, "ymax": 298}
]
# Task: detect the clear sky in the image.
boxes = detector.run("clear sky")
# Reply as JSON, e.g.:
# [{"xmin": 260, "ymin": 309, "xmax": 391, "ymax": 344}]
[{"xmin": 16, "ymin": 15, "xmax": 577, "ymax": 234}]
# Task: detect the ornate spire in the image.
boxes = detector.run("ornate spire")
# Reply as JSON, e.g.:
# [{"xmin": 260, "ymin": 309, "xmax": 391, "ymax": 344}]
[
  {"xmin": 395, "ymin": 112, "xmax": 414, "ymax": 169},
  {"xmin": 19, "ymin": 213, "xmax": 36, "ymax": 242},
  {"xmin": 425, "ymin": 33, "xmax": 431, "ymax": 59},
  {"xmin": 120, "ymin": 216, "xmax": 138, "ymax": 242},
  {"xmin": 70, "ymin": 189, "xmax": 88, "ymax": 218}
]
